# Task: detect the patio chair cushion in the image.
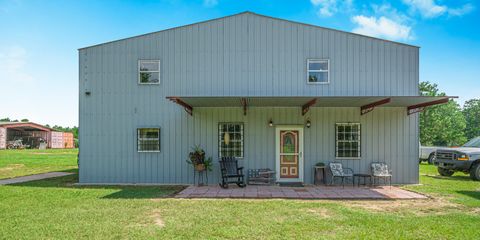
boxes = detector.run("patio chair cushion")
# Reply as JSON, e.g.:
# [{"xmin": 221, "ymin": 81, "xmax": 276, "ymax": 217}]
[
  {"xmin": 329, "ymin": 163, "xmax": 353, "ymax": 177},
  {"xmin": 371, "ymin": 163, "xmax": 391, "ymax": 177}
]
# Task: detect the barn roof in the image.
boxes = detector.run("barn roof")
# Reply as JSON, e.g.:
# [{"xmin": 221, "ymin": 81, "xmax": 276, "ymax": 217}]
[{"xmin": 0, "ymin": 122, "xmax": 54, "ymax": 132}]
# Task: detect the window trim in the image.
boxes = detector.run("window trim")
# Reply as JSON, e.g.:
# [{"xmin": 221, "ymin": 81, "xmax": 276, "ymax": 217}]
[
  {"xmin": 138, "ymin": 60, "xmax": 160, "ymax": 85},
  {"xmin": 335, "ymin": 123, "xmax": 361, "ymax": 160},
  {"xmin": 307, "ymin": 59, "xmax": 330, "ymax": 85},
  {"xmin": 218, "ymin": 122, "xmax": 244, "ymax": 159},
  {"xmin": 137, "ymin": 128, "xmax": 161, "ymax": 153}
]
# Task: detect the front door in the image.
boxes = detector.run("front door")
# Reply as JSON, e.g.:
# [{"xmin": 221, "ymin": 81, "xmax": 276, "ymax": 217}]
[{"xmin": 275, "ymin": 126, "xmax": 304, "ymax": 182}]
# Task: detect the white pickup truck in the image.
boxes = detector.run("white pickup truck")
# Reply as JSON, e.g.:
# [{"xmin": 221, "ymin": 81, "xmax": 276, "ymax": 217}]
[{"xmin": 419, "ymin": 144, "xmax": 450, "ymax": 164}]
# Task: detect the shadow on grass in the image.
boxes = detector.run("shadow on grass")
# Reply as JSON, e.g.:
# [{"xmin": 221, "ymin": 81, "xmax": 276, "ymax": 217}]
[
  {"xmin": 9, "ymin": 173, "xmax": 185, "ymax": 199},
  {"xmin": 457, "ymin": 191, "xmax": 480, "ymax": 200},
  {"xmin": 424, "ymin": 175, "xmax": 473, "ymax": 182}
]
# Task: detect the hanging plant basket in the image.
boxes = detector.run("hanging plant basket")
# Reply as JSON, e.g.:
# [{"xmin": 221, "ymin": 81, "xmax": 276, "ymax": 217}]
[
  {"xmin": 186, "ymin": 145, "xmax": 213, "ymax": 172},
  {"xmin": 195, "ymin": 164, "xmax": 206, "ymax": 171}
]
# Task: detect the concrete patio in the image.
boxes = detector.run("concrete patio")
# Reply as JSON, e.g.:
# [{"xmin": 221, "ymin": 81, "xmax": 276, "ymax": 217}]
[{"xmin": 176, "ymin": 185, "xmax": 427, "ymax": 200}]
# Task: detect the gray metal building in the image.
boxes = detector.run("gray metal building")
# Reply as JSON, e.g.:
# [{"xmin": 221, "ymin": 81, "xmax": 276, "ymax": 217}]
[{"xmin": 79, "ymin": 12, "xmax": 452, "ymax": 185}]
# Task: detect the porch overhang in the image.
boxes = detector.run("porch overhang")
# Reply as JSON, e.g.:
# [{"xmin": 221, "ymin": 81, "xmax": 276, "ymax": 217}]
[{"xmin": 166, "ymin": 96, "xmax": 457, "ymax": 116}]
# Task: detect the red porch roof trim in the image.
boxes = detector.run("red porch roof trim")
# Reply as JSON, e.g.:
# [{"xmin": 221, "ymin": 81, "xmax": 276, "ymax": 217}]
[
  {"xmin": 166, "ymin": 96, "xmax": 193, "ymax": 116},
  {"xmin": 0, "ymin": 122, "xmax": 52, "ymax": 132},
  {"xmin": 302, "ymin": 98, "xmax": 317, "ymax": 116},
  {"xmin": 241, "ymin": 98, "xmax": 247, "ymax": 116},
  {"xmin": 407, "ymin": 97, "xmax": 451, "ymax": 115},
  {"xmin": 360, "ymin": 98, "xmax": 391, "ymax": 115}
]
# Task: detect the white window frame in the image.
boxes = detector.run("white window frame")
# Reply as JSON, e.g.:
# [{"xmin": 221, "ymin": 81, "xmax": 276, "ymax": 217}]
[
  {"xmin": 137, "ymin": 128, "xmax": 160, "ymax": 153},
  {"xmin": 218, "ymin": 122, "xmax": 244, "ymax": 159},
  {"xmin": 138, "ymin": 60, "xmax": 160, "ymax": 85},
  {"xmin": 335, "ymin": 123, "xmax": 361, "ymax": 159},
  {"xmin": 307, "ymin": 59, "xmax": 330, "ymax": 84}
]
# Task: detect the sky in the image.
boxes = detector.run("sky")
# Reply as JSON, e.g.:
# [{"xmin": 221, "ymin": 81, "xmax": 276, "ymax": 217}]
[{"xmin": 0, "ymin": 0, "xmax": 479, "ymax": 127}]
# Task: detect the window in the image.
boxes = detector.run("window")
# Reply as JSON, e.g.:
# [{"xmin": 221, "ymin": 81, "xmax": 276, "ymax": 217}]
[
  {"xmin": 138, "ymin": 60, "xmax": 160, "ymax": 84},
  {"xmin": 218, "ymin": 123, "xmax": 244, "ymax": 158},
  {"xmin": 137, "ymin": 128, "xmax": 160, "ymax": 152},
  {"xmin": 307, "ymin": 59, "xmax": 329, "ymax": 84},
  {"xmin": 335, "ymin": 123, "xmax": 361, "ymax": 158}
]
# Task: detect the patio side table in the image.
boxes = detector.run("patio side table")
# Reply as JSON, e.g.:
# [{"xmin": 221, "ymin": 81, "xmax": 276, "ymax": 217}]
[
  {"xmin": 314, "ymin": 166, "xmax": 326, "ymax": 185},
  {"xmin": 353, "ymin": 173, "xmax": 371, "ymax": 187},
  {"xmin": 193, "ymin": 169, "xmax": 208, "ymax": 186}
]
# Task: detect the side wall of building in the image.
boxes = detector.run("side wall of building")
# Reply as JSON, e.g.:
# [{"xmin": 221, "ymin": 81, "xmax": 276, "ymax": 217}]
[
  {"xmin": 79, "ymin": 107, "xmax": 419, "ymax": 184},
  {"xmin": 0, "ymin": 127, "xmax": 6, "ymax": 149},
  {"xmin": 50, "ymin": 131, "xmax": 64, "ymax": 149}
]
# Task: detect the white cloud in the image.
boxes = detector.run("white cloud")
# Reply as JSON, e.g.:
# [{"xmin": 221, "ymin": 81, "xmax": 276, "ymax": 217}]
[
  {"xmin": 448, "ymin": 3, "xmax": 474, "ymax": 17},
  {"xmin": 0, "ymin": 46, "xmax": 35, "ymax": 84},
  {"xmin": 352, "ymin": 15, "xmax": 413, "ymax": 41},
  {"xmin": 403, "ymin": 0, "xmax": 474, "ymax": 18},
  {"xmin": 371, "ymin": 3, "xmax": 411, "ymax": 23},
  {"xmin": 311, "ymin": 0, "xmax": 353, "ymax": 17},
  {"xmin": 203, "ymin": 0, "xmax": 218, "ymax": 7}
]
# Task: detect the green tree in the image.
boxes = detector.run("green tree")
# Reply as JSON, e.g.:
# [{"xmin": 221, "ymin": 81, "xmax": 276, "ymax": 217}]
[
  {"xmin": 419, "ymin": 82, "xmax": 467, "ymax": 146},
  {"xmin": 21, "ymin": 119, "xmax": 29, "ymax": 122},
  {"xmin": 463, "ymin": 99, "xmax": 480, "ymax": 140}
]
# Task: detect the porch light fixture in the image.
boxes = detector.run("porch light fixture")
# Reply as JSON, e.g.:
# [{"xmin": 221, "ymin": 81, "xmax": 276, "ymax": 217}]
[
  {"xmin": 268, "ymin": 119, "xmax": 274, "ymax": 127},
  {"xmin": 223, "ymin": 132, "xmax": 230, "ymax": 145},
  {"xmin": 306, "ymin": 119, "xmax": 311, "ymax": 128}
]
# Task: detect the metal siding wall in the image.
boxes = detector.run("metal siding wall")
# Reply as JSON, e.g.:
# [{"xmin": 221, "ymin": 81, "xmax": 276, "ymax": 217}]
[
  {"xmin": 79, "ymin": 13, "xmax": 420, "ymax": 184},
  {"xmin": 0, "ymin": 127, "xmax": 6, "ymax": 149}
]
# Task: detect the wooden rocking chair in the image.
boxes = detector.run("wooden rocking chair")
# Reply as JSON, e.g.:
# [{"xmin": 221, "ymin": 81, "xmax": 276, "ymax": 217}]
[{"xmin": 219, "ymin": 157, "xmax": 246, "ymax": 189}]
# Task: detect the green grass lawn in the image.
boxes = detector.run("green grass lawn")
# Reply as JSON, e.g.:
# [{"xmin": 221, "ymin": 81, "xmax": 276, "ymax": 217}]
[
  {"xmin": 0, "ymin": 150, "xmax": 479, "ymax": 239},
  {"xmin": 0, "ymin": 149, "xmax": 78, "ymax": 179}
]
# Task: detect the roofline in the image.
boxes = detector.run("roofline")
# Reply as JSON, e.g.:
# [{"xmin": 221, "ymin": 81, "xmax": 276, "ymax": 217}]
[
  {"xmin": 78, "ymin": 11, "xmax": 420, "ymax": 51},
  {"xmin": 78, "ymin": 11, "xmax": 251, "ymax": 50},
  {"xmin": 166, "ymin": 96, "xmax": 457, "ymax": 99},
  {"xmin": 0, "ymin": 122, "xmax": 55, "ymax": 131},
  {"xmin": 249, "ymin": 12, "xmax": 420, "ymax": 49}
]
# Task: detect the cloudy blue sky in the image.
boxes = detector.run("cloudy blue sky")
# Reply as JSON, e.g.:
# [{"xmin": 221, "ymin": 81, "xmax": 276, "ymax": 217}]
[{"xmin": 0, "ymin": 0, "xmax": 478, "ymax": 127}]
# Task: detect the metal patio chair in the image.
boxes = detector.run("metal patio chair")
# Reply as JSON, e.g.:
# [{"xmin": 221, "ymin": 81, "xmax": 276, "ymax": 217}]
[
  {"xmin": 219, "ymin": 157, "xmax": 246, "ymax": 189},
  {"xmin": 370, "ymin": 162, "xmax": 392, "ymax": 188},
  {"xmin": 328, "ymin": 162, "xmax": 354, "ymax": 188}
]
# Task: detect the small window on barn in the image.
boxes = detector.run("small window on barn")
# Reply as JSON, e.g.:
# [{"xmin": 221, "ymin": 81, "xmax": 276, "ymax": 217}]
[
  {"xmin": 138, "ymin": 60, "xmax": 160, "ymax": 84},
  {"xmin": 137, "ymin": 128, "xmax": 160, "ymax": 152},
  {"xmin": 335, "ymin": 123, "xmax": 361, "ymax": 159},
  {"xmin": 218, "ymin": 123, "xmax": 244, "ymax": 158},
  {"xmin": 307, "ymin": 59, "xmax": 329, "ymax": 84}
]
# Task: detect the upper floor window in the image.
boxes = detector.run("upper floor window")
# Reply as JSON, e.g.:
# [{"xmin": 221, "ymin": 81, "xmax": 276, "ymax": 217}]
[
  {"xmin": 137, "ymin": 128, "xmax": 160, "ymax": 152},
  {"xmin": 219, "ymin": 123, "xmax": 244, "ymax": 158},
  {"xmin": 138, "ymin": 60, "xmax": 160, "ymax": 84},
  {"xmin": 307, "ymin": 59, "xmax": 329, "ymax": 84}
]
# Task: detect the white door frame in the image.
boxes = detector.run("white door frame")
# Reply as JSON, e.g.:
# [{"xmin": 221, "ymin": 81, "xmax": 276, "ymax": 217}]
[{"xmin": 275, "ymin": 126, "xmax": 304, "ymax": 183}]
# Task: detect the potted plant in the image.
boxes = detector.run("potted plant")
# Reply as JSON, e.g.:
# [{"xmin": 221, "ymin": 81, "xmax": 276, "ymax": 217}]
[
  {"xmin": 315, "ymin": 162, "xmax": 325, "ymax": 167},
  {"xmin": 186, "ymin": 145, "xmax": 213, "ymax": 172}
]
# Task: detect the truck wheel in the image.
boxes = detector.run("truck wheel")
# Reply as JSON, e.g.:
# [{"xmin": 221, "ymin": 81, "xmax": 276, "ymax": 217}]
[
  {"xmin": 469, "ymin": 164, "xmax": 480, "ymax": 181},
  {"xmin": 438, "ymin": 167, "xmax": 454, "ymax": 177},
  {"xmin": 427, "ymin": 153, "xmax": 435, "ymax": 165},
  {"xmin": 428, "ymin": 153, "xmax": 435, "ymax": 164}
]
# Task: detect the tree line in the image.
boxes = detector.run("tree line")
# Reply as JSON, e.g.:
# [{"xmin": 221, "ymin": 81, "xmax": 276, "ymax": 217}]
[{"xmin": 420, "ymin": 82, "xmax": 480, "ymax": 146}]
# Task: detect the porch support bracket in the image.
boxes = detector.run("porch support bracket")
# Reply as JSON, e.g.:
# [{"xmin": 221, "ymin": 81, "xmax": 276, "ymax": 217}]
[
  {"xmin": 407, "ymin": 98, "xmax": 449, "ymax": 115},
  {"xmin": 360, "ymin": 98, "xmax": 391, "ymax": 115},
  {"xmin": 166, "ymin": 97, "xmax": 193, "ymax": 116},
  {"xmin": 241, "ymin": 98, "xmax": 247, "ymax": 116},
  {"xmin": 302, "ymin": 98, "xmax": 317, "ymax": 116}
]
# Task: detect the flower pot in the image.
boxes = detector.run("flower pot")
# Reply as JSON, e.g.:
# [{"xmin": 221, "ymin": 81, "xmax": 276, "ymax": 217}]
[{"xmin": 195, "ymin": 164, "xmax": 205, "ymax": 171}]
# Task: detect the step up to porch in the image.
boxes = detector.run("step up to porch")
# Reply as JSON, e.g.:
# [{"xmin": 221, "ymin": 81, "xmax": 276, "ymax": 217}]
[{"xmin": 278, "ymin": 182, "xmax": 304, "ymax": 187}]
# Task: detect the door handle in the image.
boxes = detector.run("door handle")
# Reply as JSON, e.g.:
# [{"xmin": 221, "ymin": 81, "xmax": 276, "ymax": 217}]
[{"xmin": 299, "ymin": 152, "xmax": 303, "ymax": 158}]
